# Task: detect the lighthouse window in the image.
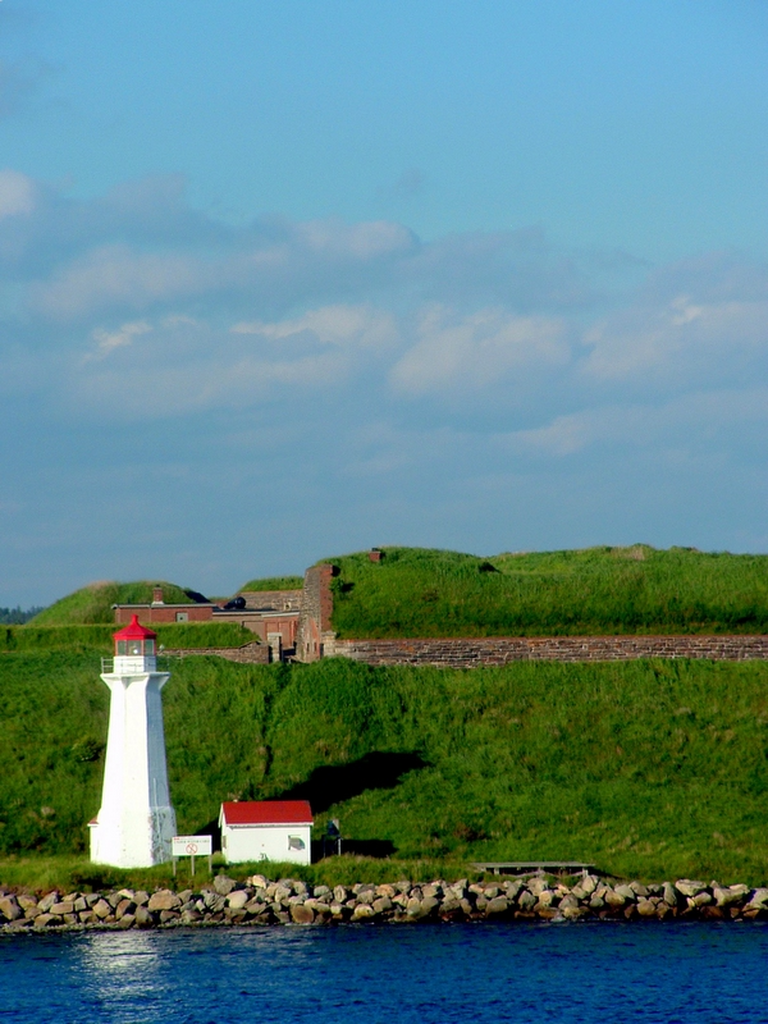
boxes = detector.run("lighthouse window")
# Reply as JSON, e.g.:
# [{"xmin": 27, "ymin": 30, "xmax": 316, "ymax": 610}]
[
  {"xmin": 145, "ymin": 639, "xmax": 155, "ymax": 654},
  {"xmin": 117, "ymin": 641, "xmax": 127, "ymax": 655}
]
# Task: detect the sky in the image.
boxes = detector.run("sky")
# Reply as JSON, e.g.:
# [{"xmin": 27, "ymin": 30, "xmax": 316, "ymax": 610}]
[{"xmin": 2, "ymin": 0, "xmax": 768, "ymax": 607}]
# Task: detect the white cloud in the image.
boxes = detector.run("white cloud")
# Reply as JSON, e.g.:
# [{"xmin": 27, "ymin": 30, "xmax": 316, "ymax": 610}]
[
  {"xmin": 232, "ymin": 305, "xmax": 398, "ymax": 351},
  {"xmin": 89, "ymin": 320, "xmax": 152, "ymax": 359},
  {"xmin": 584, "ymin": 293, "xmax": 768, "ymax": 384},
  {"xmin": 0, "ymin": 169, "xmax": 35, "ymax": 219},
  {"xmin": 390, "ymin": 305, "xmax": 570, "ymax": 395}
]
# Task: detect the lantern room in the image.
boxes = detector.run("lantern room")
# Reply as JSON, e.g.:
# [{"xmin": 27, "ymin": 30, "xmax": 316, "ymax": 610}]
[{"xmin": 112, "ymin": 614, "xmax": 157, "ymax": 672}]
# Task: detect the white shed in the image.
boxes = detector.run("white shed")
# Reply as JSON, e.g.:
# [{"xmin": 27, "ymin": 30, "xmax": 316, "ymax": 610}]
[{"xmin": 218, "ymin": 800, "xmax": 314, "ymax": 865}]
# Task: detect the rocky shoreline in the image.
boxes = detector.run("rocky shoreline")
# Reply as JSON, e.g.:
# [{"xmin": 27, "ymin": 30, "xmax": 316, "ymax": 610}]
[{"xmin": 3, "ymin": 874, "xmax": 768, "ymax": 931}]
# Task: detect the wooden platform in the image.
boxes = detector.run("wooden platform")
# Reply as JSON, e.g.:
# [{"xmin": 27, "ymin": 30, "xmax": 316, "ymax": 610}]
[{"xmin": 471, "ymin": 861, "xmax": 596, "ymax": 877}]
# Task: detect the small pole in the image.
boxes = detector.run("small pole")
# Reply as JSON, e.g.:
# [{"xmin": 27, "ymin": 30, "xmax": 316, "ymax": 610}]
[
  {"xmin": 191, "ymin": 853, "xmax": 196, "ymax": 877},
  {"xmin": 172, "ymin": 857, "xmax": 177, "ymax": 878}
]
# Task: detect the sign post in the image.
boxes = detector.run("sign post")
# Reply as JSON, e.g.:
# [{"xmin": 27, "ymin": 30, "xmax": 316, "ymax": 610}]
[{"xmin": 172, "ymin": 835, "xmax": 213, "ymax": 877}]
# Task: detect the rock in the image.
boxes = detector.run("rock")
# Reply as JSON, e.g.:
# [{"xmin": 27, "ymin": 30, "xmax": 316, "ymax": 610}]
[
  {"xmin": 33, "ymin": 913, "xmax": 56, "ymax": 929},
  {"xmin": 629, "ymin": 882, "xmax": 649, "ymax": 898},
  {"xmin": 406, "ymin": 897, "xmax": 424, "ymax": 918},
  {"xmin": 37, "ymin": 892, "xmax": 60, "ymax": 913},
  {"xmin": 213, "ymin": 875, "xmax": 236, "ymax": 896},
  {"xmin": 333, "ymin": 885, "xmax": 350, "ymax": 904},
  {"xmin": 227, "ymin": 890, "xmax": 250, "ymax": 910},
  {"xmin": 148, "ymin": 890, "xmax": 181, "ymax": 912},
  {"xmin": 662, "ymin": 882, "xmax": 678, "ymax": 906},
  {"xmin": 580, "ymin": 874, "xmax": 598, "ymax": 895},
  {"xmin": 613, "ymin": 885, "xmax": 636, "ymax": 902},
  {"xmin": 439, "ymin": 896, "xmax": 461, "ymax": 916},
  {"xmin": 517, "ymin": 890, "xmax": 537, "ymax": 911},
  {"xmin": 693, "ymin": 891, "xmax": 712, "ymax": 907},
  {"xmin": 115, "ymin": 899, "xmax": 136, "ymax": 919},
  {"xmin": 637, "ymin": 899, "xmax": 657, "ymax": 917},
  {"xmin": 747, "ymin": 888, "xmax": 768, "ymax": 908},
  {"xmin": 503, "ymin": 880, "xmax": 523, "ymax": 900},
  {"xmin": 203, "ymin": 892, "xmax": 226, "ymax": 912},
  {"xmin": 604, "ymin": 889, "xmax": 626, "ymax": 907},
  {"xmin": 290, "ymin": 903, "xmax": 314, "ymax": 924},
  {"xmin": 528, "ymin": 878, "xmax": 549, "ymax": 897},
  {"xmin": 373, "ymin": 896, "xmax": 392, "ymax": 914},
  {"xmin": 535, "ymin": 906, "xmax": 559, "ymax": 920},
  {"xmin": 0, "ymin": 896, "xmax": 22, "ymax": 922},
  {"xmin": 375, "ymin": 884, "xmax": 395, "ymax": 898},
  {"xmin": 560, "ymin": 902, "xmax": 587, "ymax": 921},
  {"xmin": 485, "ymin": 896, "xmax": 509, "ymax": 916},
  {"xmin": 118, "ymin": 913, "xmax": 136, "ymax": 929},
  {"xmin": 93, "ymin": 899, "xmax": 112, "ymax": 919},
  {"xmin": 675, "ymin": 879, "xmax": 706, "ymax": 898},
  {"xmin": 713, "ymin": 883, "xmax": 748, "ymax": 907},
  {"xmin": 351, "ymin": 904, "xmax": 375, "ymax": 921}
]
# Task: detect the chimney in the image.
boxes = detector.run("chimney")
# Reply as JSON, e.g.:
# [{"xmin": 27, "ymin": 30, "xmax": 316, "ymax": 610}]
[{"xmin": 151, "ymin": 586, "xmax": 164, "ymax": 606}]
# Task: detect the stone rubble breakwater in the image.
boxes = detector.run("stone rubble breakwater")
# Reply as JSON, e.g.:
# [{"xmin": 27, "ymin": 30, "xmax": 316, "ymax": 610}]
[{"xmin": 3, "ymin": 874, "xmax": 768, "ymax": 931}]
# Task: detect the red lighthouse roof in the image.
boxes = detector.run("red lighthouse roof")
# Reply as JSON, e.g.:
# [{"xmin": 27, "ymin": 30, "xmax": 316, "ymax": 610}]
[{"xmin": 112, "ymin": 614, "xmax": 157, "ymax": 641}]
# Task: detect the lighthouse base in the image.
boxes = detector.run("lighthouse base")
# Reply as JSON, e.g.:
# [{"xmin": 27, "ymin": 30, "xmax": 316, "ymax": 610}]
[{"xmin": 89, "ymin": 805, "xmax": 177, "ymax": 868}]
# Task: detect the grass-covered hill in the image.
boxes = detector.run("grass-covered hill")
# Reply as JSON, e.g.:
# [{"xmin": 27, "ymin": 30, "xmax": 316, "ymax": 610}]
[
  {"xmin": 3, "ymin": 647, "xmax": 768, "ymax": 885},
  {"xmin": 325, "ymin": 545, "xmax": 768, "ymax": 638},
  {"xmin": 237, "ymin": 575, "xmax": 304, "ymax": 592},
  {"xmin": 31, "ymin": 580, "xmax": 205, "ymax": 626}
]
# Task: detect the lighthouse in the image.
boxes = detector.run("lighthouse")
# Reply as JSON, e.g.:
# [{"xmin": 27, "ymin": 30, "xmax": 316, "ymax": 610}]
[{"xmin": 89, "ymin": 615, "xmax": 177, "ymax": 867}]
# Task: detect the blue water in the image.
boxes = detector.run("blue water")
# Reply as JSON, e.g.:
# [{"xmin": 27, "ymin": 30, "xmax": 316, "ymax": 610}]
[{"xmin": 1, "ymin": 922, "xmax": 768, "ymax": 1023}]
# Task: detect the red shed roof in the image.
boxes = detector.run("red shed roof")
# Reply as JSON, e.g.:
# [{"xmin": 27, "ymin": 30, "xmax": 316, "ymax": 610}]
[
  {"xmin": 113, "ymin": 614, "xmax": 157, "ymax": 641},
  {"xmin": 220, "ymin": 800, "xmax": 313, "ymax": 826}
]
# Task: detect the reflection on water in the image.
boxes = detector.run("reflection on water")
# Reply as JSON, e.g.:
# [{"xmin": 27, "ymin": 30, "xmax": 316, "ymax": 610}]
[
  {"xmin": 80, "ymin": 931, "xmax": 169, "ymax": 1018},
  {"xmin": 1, "ymin": 922, "xmax": 768, "ymax": 1024}
]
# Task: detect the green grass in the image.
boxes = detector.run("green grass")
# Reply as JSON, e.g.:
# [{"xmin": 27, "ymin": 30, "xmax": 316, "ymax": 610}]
[
  {"xmin": 0, "ymin": 622, "xmax": 255, "ymax": 652},
  {"xmin": 30, "ymin": 581, "xmax": 204, "ymax": 626},
  {"xmin": 0, "ymin": 853, "xmax": 480, "ymax": 895},
  {"xmin": 238, "ymin": 576, "xmax": 304, "ymax": 591},
  {"xmin": 3, "ymin": 649, "xmax": 768, "ymax": 885},
  {"xmin": 323, "ymin": 545, "xmax": 768, "ymax": 637}
]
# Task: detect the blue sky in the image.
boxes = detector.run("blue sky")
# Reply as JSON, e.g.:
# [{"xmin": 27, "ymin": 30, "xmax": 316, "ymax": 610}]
[{"xmin": 2, "ymin": 0, "xmax": 768, "ymax": 606}]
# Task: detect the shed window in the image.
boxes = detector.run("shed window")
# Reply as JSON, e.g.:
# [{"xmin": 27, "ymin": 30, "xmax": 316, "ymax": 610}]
[
  {"xmin": 287, "ymin": 835, "xmax": 305, "ymax": 850},
  {"xmin": 176, "ymin": 612, "xmax": 189, "ymax": 622}
]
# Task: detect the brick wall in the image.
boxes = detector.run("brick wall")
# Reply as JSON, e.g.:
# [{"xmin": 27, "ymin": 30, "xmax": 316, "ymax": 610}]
[
  {"xmin": 238, "ymin": 590, "xmax": 302, "ymax": 612},
  {"xmin": 296, "ymin": 564, "xmax": 336, "ymax": 662},
  {"xmin": 162, "ymin": 640, "xmax": 270, "ymax": 665},
  {"xmin": 324, "ymin": 634, "xmax": 768, "ymax": 667}
]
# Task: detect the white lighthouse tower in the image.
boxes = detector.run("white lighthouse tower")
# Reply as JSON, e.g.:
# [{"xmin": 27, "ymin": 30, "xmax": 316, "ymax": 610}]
[{"xmin": 89, "ymin": 615, "xmax": 177, "ymax": 867}]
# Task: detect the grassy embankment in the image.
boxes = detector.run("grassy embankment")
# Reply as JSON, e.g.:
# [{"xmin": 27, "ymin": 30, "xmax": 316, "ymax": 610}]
[
  {"xmin": 239, "ymin": 576, "xmax": 304, "ymax": 591},
  {"xmin": 3, "ymin": 648, "xmax": 768, "ymax": 890},
  {"xmin": 325, "ymin": 546, "xmax": 768, "ymax": 637},
  {"xmin": 30, "ymin": 581, "xmax": 203, "ymax": 626}
]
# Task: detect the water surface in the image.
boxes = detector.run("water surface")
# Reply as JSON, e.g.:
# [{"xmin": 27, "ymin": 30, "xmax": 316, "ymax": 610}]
[{"xmin": 1, "ymin": 921, "xmax": 767, "ymax": 1023}]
